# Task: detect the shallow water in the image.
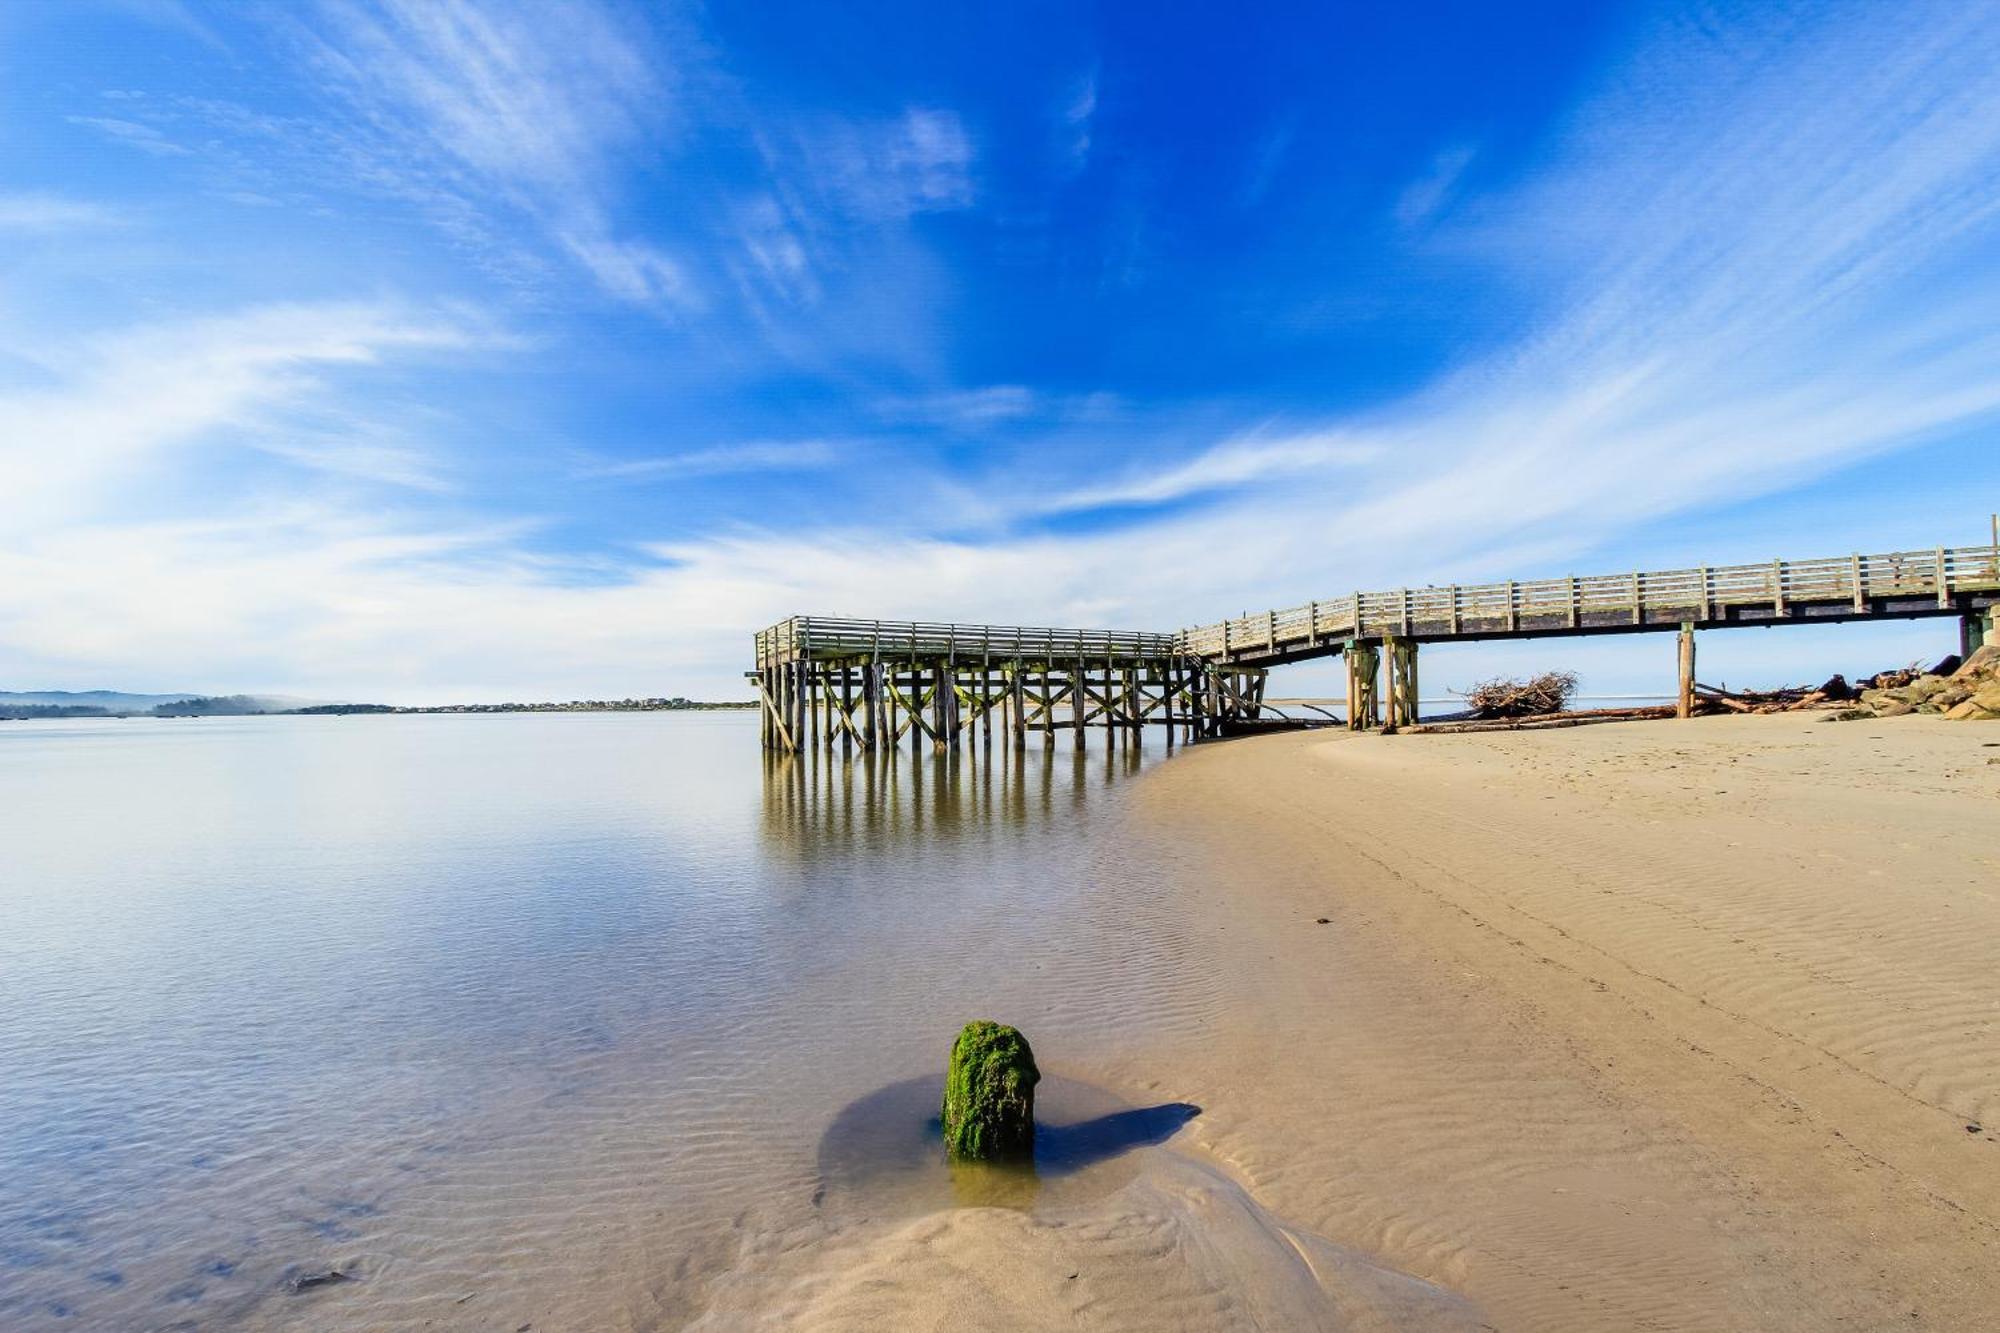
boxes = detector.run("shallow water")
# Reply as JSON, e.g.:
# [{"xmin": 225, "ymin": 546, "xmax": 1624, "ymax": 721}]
[{"xmin": 0, "ymin": 712, "xmax": 1210, "ymax": 1329}]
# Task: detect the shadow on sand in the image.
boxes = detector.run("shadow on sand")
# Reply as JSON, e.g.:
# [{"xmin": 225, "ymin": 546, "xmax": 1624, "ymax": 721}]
[{"xmin": 815, "ymin": 1075, "xmax": 1199, "ymax": 1214}]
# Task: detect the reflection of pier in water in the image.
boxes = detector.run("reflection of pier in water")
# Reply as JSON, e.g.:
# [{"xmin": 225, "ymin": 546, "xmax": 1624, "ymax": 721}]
[{"xmin": 760, "ymin": 730, "xmax": 1157, "ymax": 847}]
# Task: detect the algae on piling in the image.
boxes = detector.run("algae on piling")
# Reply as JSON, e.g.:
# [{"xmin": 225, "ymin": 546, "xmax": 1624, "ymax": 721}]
[{"xmin": 942, "ymin": 1021, "xmax": 1039, "ymax": 1160}]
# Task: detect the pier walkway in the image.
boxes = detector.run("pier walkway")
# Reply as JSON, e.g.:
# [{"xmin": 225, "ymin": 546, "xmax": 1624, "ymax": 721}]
[{"xmin": 753, "ymin": 539, "xmax": 2000, "ymax": 750}]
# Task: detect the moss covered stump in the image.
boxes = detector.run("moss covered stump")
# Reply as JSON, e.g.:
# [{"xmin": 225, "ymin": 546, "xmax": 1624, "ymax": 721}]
[{"xmin": 942, "ymin": 1021, "xmax": 1039, "ymax": 1161}]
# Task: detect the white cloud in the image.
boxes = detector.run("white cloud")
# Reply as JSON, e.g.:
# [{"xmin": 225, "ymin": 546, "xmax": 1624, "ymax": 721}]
[
  {"xmin": 1394, "ymin": 144, "xmax": 1475, "ymax": 227},
  {"xmin": 294, "ymin": 0, "xmax": 692, "ymax": 310},
  {"xmin": 67, "ymin": 115, "xmax": 191, "ymax": 157},
  {"xmin": 733, "ymin": 195, "xmax": 820, "ymax": 306},
  {"xmin": 558, "ymin": 231, "xmax": 697, "ymax": 310},
  {"xmin": 0, "ymin": 302, "xmax": 475, "ymax": 528},
  {"xmin": 875, "ymin": 385, "xmax": 1038, "ymax": 427},
  {"xmin": 0, "ymin": 193, "xmax": 120, "ymax": 229},
  {"xmin": 1038, "ymin": 427, "xmax": 1382, "ymax": 514},
  {"xmin": 576, "ymin": 440, "xmax": 840, "ymax": 482},
  {"xmin": 794, "ymin": 107, "xmax": 976, "ymax": 221},
  {"xmin": 1060, "ymin": 71, "xmax": 1097, "ymax": 174}
]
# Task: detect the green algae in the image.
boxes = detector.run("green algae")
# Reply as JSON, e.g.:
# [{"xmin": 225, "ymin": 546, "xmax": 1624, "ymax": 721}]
[{"xmin": 941, "ymin": 1021, "xmax": 1039, "ymax": 1161}]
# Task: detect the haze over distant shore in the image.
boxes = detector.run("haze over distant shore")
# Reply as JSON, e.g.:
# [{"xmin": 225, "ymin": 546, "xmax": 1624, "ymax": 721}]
[{"xmin": 0, "ymin": 691, "xmax": 753, "ymax": 720}]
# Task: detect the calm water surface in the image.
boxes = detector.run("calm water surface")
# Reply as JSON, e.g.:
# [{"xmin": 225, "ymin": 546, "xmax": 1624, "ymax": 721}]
[{"xmin": 0, "ymin": 712, "xmax": 1205, "ymax": 1329}]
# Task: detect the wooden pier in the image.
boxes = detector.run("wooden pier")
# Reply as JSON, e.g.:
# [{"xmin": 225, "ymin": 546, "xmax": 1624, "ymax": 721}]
[
  {"xmin": 754, "ymin": 539, "xmax": 2000, "ymax": 749},
  {"xmin": 750, "ymin": 617, "xmax": 1265, "ymax": 752}
]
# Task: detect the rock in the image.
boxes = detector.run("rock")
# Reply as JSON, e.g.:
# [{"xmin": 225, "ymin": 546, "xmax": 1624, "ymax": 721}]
[
  {"xmin": 1945, "ymin": 700, "xmax": 1997, "ymax": 721},
  {"xmin": 1953, "ymin": 645, "xmax": 2000, "ymax": 679},
  {"xmin": 942, "ymin": 1021, "xmax": 1039, "ymax": 1161},
  {"xmin": 286, "ymin": 1268, "xmax": 351, "ymax": 1293},
  {"xmin": 1975, "ymin": 683, "xmax": 2000, "ymax": 711},
  {"xmin": 1870, "ymin": 699, "xmax": 1915, "ymax": 718},
  {"xmin": 1904, "ymin": 675, "xmax": 1950, "ymax": 704},
  {"xmin": 1832, "ymin": 707, "xmax": 1875, "ymax": 722}
]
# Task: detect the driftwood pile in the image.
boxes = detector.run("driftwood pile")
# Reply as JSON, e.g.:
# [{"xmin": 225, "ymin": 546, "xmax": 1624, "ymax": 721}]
[
  {"xmin": 1412, "ymin": 645, "xmax": 2000, "ymax": 733},
  {"xmin": 1829, "ymin": 645, "xmax": 2000, "ymax": 722},
  {"xmin": 1692, "ymin": 674, "xmax": 1852, "ymax": 714},
  {"xmin": 1465, "ymin": 671, "xmax": 1579, "ymax": 718}
]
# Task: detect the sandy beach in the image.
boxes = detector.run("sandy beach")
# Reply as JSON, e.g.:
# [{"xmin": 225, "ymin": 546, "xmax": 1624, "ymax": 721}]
[{"xmin": 709, "ymin": 714, "xmax": 2000, "ymax": 1330}]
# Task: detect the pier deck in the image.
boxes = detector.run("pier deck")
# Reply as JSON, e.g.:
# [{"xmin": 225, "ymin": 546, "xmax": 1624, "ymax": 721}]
[{"xmin": 753, "ymin": 538, "xmax": 2000, "ymax": 749}]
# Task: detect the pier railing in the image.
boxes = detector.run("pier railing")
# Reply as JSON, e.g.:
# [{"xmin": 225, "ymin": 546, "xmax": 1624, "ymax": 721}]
[
  {"xmin": 755, "ymin": 615, "xmax": 1181, "ymax": 669},
  {"xmin": 1179, "ymin": 543, "xmax": 2000, "ymax": 661}
]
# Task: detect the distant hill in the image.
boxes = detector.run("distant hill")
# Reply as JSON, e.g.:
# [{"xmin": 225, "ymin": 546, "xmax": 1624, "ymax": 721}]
[
  {"xmin": 1, "ymin": 690, "xmax": 334, "ymax": 719},
  {"xmin": 2, "ymin": 690, "xmax": 752, "ymax": 721},
  {"xmin": 1, "ymin": 689, "xmax": 203, "ymax": 710}
]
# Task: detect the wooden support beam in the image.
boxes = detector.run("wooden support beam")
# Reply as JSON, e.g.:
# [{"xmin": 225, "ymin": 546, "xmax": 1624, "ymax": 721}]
[
  {"xmin": 1011, "ymin": 666, "xmax": 1027, "ymax": 748},
  {"xmin": 1385, "ymin": 636, "xmax": 1419, "ymax": 730},
  {"xmin": 933, "ymin": 662, "xmax": 950, "ymax": 751},
  {"xmin": 1346, "ymin": 641, "xmax": 1381, "ymax": 731},
  {"xmin": 756, "ymin": 660, "xmax": 796, "ymax": 748},
  {"xmin": 1677, "ymin": 623, "xmax": 1697, "ymax": 721},
  {"xmin": 981, "ymin": 657, "xmax": 994, "ymax": 749},
  {"xmin": 863, "ymin": 661, "xmax": 879, "ymax": 751},
  {"xmin": 1072, "ymin": 660, "xmax": 1086, "ymax": 748}
]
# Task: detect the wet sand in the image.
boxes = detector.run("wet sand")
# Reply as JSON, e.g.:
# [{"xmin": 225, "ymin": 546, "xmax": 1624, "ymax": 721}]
[
  {"xmin": 689, "ymin": 713, "xmax": 2000, "ymax": 1329},
  {"xmin": 1077, "ymin": 713, "xmax": 1999, "ymax": 1330}
]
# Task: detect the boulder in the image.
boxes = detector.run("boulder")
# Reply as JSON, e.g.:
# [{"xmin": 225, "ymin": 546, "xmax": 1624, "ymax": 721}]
[
  {"xmin": 1871, "ymin": 699, "xmax": 1915, "ymax": 718},
  {"xmin": 1945, "ymin": 700, "xmax": 1998, "ymax": 721},
  {"xmin": 942, "ymin": 1021, "xmax": 1039, "ymax": 1161},
  {"xmin": 1904, "ymin": 675, "xmax": 1950, "ymax": 704},
  {"xmin": 1953, "ymin": 645, "xmax": 2000, "ymax": 679}
]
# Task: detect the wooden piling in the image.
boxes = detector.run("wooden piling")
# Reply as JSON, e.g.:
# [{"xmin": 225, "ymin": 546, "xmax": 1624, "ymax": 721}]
[
  {"xmin": 1677, "ymin": 623, "xmax": 1697, "ymax": 720},
  {"xmin": 1072, "ymin": 659, "xmax": 1086, "ymax": 748}
]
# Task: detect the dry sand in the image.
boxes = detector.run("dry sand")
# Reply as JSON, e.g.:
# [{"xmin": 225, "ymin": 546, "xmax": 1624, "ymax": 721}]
[{"xmin": 713, "ymin": 714, "xmax": 2000, "ymax": 1330}]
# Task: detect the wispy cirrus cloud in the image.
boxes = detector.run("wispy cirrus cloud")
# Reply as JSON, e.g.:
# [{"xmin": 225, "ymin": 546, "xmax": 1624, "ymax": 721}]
[
  {"xmin": 66, "ymin": 114, "xmax": 191, "ymax": 157},
  {"xmin": 1394, "ymin": 144, "xmax": 1476, "ymax": 228},
  {"xmin": 1038, "ymin": 426, "xmax": 1382, "ymax": 515},
  {"xmin": 0, "ymin": 193, "xmax": 122, "ymax": 228},
  {"xmin": 291, "ymin": 0, "xmax": 693, "ymax": 310},
  {"xmin": 1058, "ymin": 70, "xmax": 1097, "ymax": 175},
  {"xmin": 783, "ymin": 107, "xmax": 976, "ymax": 222},
  {"xmin": 0, "ymin": 302, "xmax": 478, "ymax": 527},
  {"xmin": 574, "ymin": 439, "xmax": 840, "ymax": 482},
  {"xmin": 871, "ymin": 385, "xmax": 1120, "ymax": 429}
]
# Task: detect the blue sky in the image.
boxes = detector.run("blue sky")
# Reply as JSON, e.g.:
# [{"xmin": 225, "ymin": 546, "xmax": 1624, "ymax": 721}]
[{"xmin": 2, "ymin": 0, "xmax": 1997, "ymax": 702}]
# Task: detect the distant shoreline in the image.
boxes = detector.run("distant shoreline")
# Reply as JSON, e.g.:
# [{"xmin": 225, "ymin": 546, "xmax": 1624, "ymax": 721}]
[{"xmin": 1, "ymin": 698, "xmax": 756, "ymax": 721}]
